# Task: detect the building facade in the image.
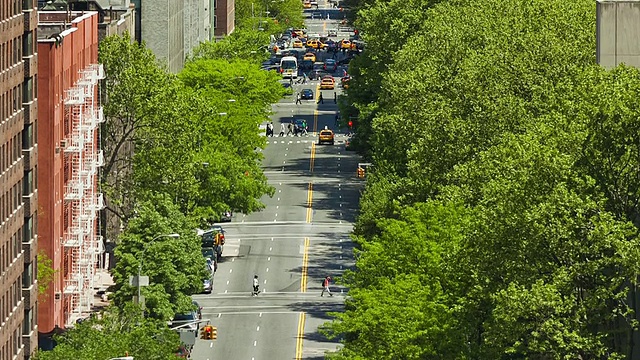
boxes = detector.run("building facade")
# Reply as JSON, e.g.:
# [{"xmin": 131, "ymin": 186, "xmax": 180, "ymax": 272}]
[
  {"xmin": 213, "ymin": 0, "xmax": 234, "ymax": 39},
  {"xmin": 37, "ymin": 11, "xmax": 105, "ymax": 334},
  {"xmin": 596, "ymin": 0, "xmax": 640, "ymax": 69},
  {"xmin": 0, "ymin": 0, "xmax": 40, "ymax": 359},
  {"xmin": 141, "ymin": 0, "xmax": 185, "ymax": 73},
  {"xmin": 184, "ymin": 0, "xmax": 211, "ymax": 59}
]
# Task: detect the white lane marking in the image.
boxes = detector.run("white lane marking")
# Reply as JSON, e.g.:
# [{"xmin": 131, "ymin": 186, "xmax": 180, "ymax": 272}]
[
  {"xmin": 232, "ymin": 258, "xmax": 235, "ymax": 262},
  {"xmin": 275, "ymin": 213, "xmax": 278, "ymax": 217},
  {"xmin": 277, "ymin": 197, "xmax": 280, "ymax": 201},
  {"xmin": 230, "ymin": 269, "xmax": 233, "ymax": 273},
  {"xmin": 257, "ymin": 326, "xmax": 260, "ymax": 331},
  {"xmin": 338, "ymin": 169, "xmax": 340, "ymax": 173},
  {"xmin": 210, "ymin": 343, "xmax": 213, "ymax": 348},
  {"xmin": 269, "ymin": 247, "xmax": 272, "ymax": 251},
  {"xmin": 254, "ymin": 341, "xmax": 257, "ymax": 346},
  {"xmin": 276, "ymin": 205, "xmax": 279, "ymax": 209},
  {"xmin": 271, "ymin": 237, "xmax": 274, "ymax": 241},
  {"xmin": 340, "ymin": 204, "xmax": 342, "ymax": 207},
  {"xmin": 285, "ymin": 153, "xmax": 288, "ymax": 156},
  {"xmin": 279, "ymin": 182, "xmax": 282, "ymax": 185},
  {"xmin": 268, "ymin": 257, "xmax": 271, "ymax": 261},
  {"xmin": 337, "ymin": 163, "xmax": 340, "ymax": 166},
  {"xmin": 286, "ymin": 148, "xmax": 289, "ymax": 150},
  {"xmin": 218, "ymin": 313, "xmax": 221, "ymax": 318},
  {"xmin": 339, "ymin": 195, "xmax": 342, "ymax": 198},
  {"xmin": 225, "ymin": 290, "xmax": 228, "ymax": 293},
  {"xmin": 283, "ymin": 161, "xmax": 286, "ymax": 164},
  {"xmin": 242, "ymin": 219, "xmax": 245, "ymax": 223},
  {"xmin": 266, "ymin": 267, "xmax": 270, "ymax": 272},
  {"xmin": 226, "ymin": 280, "xmax": 230, "ymax": 285},
  {"xmin": 264, "ymin": 279, "xmax": 267, "ymax": 284},
  {"xmin": 279, "ymin": 189, "xmax": 282, "ymax": 193},
  {"xmin": 338, "ymin": 157, "xmax": 341, "ymax": 160},
  {"xmin": 260, "ymin": 312, "xmax": 263, "ymax": 317}
]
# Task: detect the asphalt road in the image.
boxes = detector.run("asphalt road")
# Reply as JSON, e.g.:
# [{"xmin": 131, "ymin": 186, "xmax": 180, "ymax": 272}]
[{"xmin": 189, "ymin": 7, "xmax": 361, "ymax": 360}]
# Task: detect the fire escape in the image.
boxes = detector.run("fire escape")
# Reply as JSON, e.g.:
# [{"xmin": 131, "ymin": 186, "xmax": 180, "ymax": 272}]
[{"xmin": 62, "ymin": 64, "xmax": 105, "ymax": 326}]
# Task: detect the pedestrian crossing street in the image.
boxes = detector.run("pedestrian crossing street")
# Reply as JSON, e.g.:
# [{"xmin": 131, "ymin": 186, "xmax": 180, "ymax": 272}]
[{"xmin": 259, "ymin": 133, "xmax": 350, "ymax": 147}]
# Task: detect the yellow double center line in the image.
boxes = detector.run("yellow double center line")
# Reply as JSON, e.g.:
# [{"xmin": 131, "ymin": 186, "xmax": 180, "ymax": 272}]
[
  {"xmin": 305, "ymin": 183, "xmax": 314, "ymax": 223},
  {"xmin": 295, "ymin": 311, "xmax": 307, "ymax": 360},
  {"xmin": 309, "ymin": 142, "xmax": 316, "ymax": 172},
  {"xmin": 301, "ymin": 237, "xmax": 309, "ymax": 291},
  {"xmin": 298, "ymin": 237, "xmax": 310, "ymax": 359}
]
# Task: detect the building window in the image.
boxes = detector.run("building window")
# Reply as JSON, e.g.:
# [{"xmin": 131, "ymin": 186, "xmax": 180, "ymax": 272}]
[
  {"xmin": 22, "ymin": 31, "xmax": 33, "ymax": 57},
  {"xmin": 23, "ymin": 216, "xmax": 33, "ymax": 242},
  {"xmin": 214, "ymin": 15, "xmax": 218, "ymax": 29},
  {"xmin": 22, "ymin": 262, "xmax": 33, "ymax": 289},
  {"xmin": 22, "ymin": 123, "xmax": 33, "ymax": 149},
  {"xmin": 23, "ymin": 170, "xmax": 33, "ymax": 196},
  {"xmin": 22, "ymin": 307, "xmax": 33, "ymax": 335},
  {"xmin": 23, "ymin": 77, "xmax": 33, "ymax": 103}
]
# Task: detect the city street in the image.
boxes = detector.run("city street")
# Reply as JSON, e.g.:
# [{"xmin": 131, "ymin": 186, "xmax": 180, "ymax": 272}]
[{"xmin": 189, "ymin": 5, "xmax": 361, "ymax": 360}]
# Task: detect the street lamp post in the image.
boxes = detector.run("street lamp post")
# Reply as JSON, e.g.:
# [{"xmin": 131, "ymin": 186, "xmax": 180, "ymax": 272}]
[{"xmin": 136, "ymin": 233, "xmax": 180, "ymax": 307}]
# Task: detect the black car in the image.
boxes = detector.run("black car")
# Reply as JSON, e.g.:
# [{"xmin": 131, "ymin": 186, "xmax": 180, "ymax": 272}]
[
  {"xmin": 301, "ymin": 88, "xmax": 314, "ymax": 100},
  {"xmin": 309, "ymin": 69, "xmax": 331, "ymax": 80}
]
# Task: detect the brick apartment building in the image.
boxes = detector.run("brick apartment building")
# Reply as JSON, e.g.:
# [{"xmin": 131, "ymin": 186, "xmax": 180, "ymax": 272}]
[
  {"xmin": 36, "ymin": 11, "xmax": 105, "ymax": 336},
  {"xmin": 213, "ymin": 0, "xmax": 234, "ymax": 39},
  {"xmin": 0, "ymin": 0, "xmax": 40, "ymax": 358}
]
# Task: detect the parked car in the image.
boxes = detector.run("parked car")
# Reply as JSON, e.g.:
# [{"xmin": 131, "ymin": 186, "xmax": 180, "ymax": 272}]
[
  {"xmin": 202, "ymin": 262, "xmax": 214, "ymax": 293},
  {"xmin": 170, "ymin": 301, "xmax": 202, "ymax": 332},
  {"xmin": 220, "ymin": 211, "xmax": 232, "ymax": 222}
]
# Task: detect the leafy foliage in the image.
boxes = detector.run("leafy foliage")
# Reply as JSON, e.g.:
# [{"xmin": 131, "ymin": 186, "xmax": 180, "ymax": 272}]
[
  {"xmin": 34, "ymin": 304, "xmax": 182, "ymax": 360},
  {"xmin": 329, "ymin": 0, "xmax": 640, "ymax": 358},
  {"xmin": 110, "ymin": 197, "xmax": 207, "ymax": 320},
  {"xmin": 36, "ymin": 251, "xmax": 57, "ymax": 298}
]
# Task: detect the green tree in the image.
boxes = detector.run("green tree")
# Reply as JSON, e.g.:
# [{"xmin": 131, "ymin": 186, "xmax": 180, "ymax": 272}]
[
  {"xmin": 110, "ymin": 197, "xmax": 207, "ymax": 320},
  {"xmin": 34, "ymin": 304, "xmax": 182, "ymax": 360},
  {"xmin": 99, "ymin": 33, "xmax": 178, "ymax": 222},
  {"xmin": 36, "ymin": 251, "xmax": 56, "ymax": 297}
]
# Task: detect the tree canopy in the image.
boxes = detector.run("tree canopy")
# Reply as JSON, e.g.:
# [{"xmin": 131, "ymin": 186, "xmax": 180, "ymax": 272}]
[
  {"xmin": 327, "ymin": 0, "xmax": 640, "ymax": 358},
  {"xmin": 34, "ymin": 304, "xmax": 182, "ymax": 360}
]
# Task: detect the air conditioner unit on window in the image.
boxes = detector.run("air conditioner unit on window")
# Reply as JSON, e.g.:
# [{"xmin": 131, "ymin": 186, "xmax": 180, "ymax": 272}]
[
  {"xmin": 60, "ymin": 140, "xmax": 67, "ymax": 148},
  {"xmin": 54, "ymin": 292, "xmax": 62, "ymax": 300}
]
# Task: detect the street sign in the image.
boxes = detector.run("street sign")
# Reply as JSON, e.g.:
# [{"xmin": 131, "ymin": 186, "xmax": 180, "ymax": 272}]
[{"xmin": 129, "ymin": 275, "xmax": 149, "ymax": 287}]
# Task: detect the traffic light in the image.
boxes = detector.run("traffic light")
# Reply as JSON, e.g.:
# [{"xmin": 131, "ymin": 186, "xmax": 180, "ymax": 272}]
[
  {"xmin": 201, "ymin": 325, "xmax": 218, "ymax": 340},
  {"xmin": 357, "ymin": 167, "xmax": 365, "ymax": 178},
  {"xmin": 348, "ymin": 120, "xmax": 353, "ymax": 128},
  {"xmin": 215, "ymin": 233, "xmax": 225, "ymax": 246}
]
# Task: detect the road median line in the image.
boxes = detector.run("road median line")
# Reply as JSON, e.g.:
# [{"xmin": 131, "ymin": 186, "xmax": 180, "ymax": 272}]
[
  {"xmin": 301, "ymin": 237, "xmax": 309, "ymax": 292},
  {"xmin": 295, "ymin": 311, "xmax": 306, "ymax": 360}
]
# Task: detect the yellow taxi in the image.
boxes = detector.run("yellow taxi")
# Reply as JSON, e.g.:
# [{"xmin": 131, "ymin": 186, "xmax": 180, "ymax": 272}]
[
  {"xmin": 340, "ymin": 39, "xmax": 351, "ymax": 49},
  {"xmin": 306, "ymin": 39, "xmax": 327, "ymax": 49},
  {"xmin": 318, "ymin": 128, "xmax": 335, "ymax": 145},
  {"xmin": 303, "ymin": 52, "xmax": 316, "ymax": 62},
  {"xmin": 303, "ymin": 1, "xmax": 311, "ymax": 8},
  {"xmin": 292, "ymin": 39, "xmax": 304, "ymax": 48},
  {"xmin": 320, "ymin": 76, "xmax": 335, "ymax": 90},
  {"xmin": 293, "ymin": 29, "xmax": 306, "ymax": 37}
]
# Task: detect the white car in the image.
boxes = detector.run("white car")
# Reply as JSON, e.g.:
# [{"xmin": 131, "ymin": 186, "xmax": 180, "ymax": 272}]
[{"xmin": 328, "ymin": 29, "xmax": 338, "ymax": 37}]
